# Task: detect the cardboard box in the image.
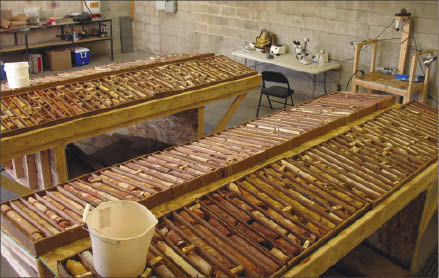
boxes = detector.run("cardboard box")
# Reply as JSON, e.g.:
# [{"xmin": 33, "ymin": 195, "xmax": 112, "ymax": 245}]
[
  {"xmin": 45, "ymin": 48, "xmax": 72, "ymax": 71},
  {"xmin": 1, "ymin": 18, "xmax": 10, "ymax": 29},
  {"xmin": 1, "ymin": 10, "xmax": 13, "ymax": 20}
]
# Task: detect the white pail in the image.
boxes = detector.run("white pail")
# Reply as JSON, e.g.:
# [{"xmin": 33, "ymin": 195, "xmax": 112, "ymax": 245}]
[
  {"xmin": 4, "ymin": 62, "xmax": 30, "ymax": 89},
  {"xmin": 83, "ymin": 201, "xmax": 157, "ymax": 277}
]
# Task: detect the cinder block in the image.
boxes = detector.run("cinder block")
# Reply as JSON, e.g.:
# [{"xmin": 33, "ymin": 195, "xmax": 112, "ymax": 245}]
[
  {"xmin": 208, "ymin": 24, "xmax": 222, "ymax": 35},
  {"xmin": 250, "ymin": 9, "xmax": 268, "ymax": 23},
  {"xmin": 414, "ymin": 18, "xmax": 439, "ymax": 35},
  {"xmin": 235, "ymin": 28, "xmax": 259, "ymax": 42},
  {"xmin": 243, "ymin": 20, "xmax": 259, "ymax": 31},
  {"xmin": 207, "ymin": 5, "xmax": 221, "ymax": 15},
  {"xmin": 285, "ymin": 15, "xmax": 304, "ymax": 27},
  {"xmin": 221, "ymin": 6, "xmax": 236, "ymax": 17},
  {"xmin": 220, "ymin": 26, "xmax": 235, "ymax": 38},
  {"xmin": 195, "ymin": 13, "xmax": 214, "ymax": 25},
  {"xmin": 215, "ymin": 1, "xmax": 236, "ymax": 7},
  {"xmin": 229, "ymin": 17, "xmax": 244, "ymax": 29},
  {"xmin": 318, "ymin": 7, "xmax": 337, "ymax": 20},
  {"xmin": 215, "ymin": 15, "xmax": 229, "ymax": 26},
  {"xmin": 195, "ymin": 3, "xmax": 209, "ymax": 13},
  {"xmin": 267, "ymin": 11, "xmax": 285, "ymax": 25},
  {"xmin": 150, "ymin": 16, "xmax": 160, "ymax": 25},
  {"xmin": 194, "ymin": 23, "xmax": 208, "ymax": 33},
  {"xmin": 326, "ymin": 1, "xmax": 348, "ymax": 9},
  {"xmin": 236, "ymin": 7, "xmax": 251, "ymax": 19},
  {"xmin": 346, "ymin": 23, "xmax": 369, "ymax": 38}
]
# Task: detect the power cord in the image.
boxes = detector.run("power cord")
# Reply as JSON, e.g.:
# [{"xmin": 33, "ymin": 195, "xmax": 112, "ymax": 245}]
[{"xmin": 346, "ymin": 70, "xmax": 365, "ymax": 91}]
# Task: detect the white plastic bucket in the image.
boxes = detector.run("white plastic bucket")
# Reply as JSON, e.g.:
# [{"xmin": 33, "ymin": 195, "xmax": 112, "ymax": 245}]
[
  {"xmin": 4, "ymin": 62, "xmax": 30, "ymax": 89},
  {"xmin": 83, "ymin": 201, "xmax": 157, "ymax": 277}
]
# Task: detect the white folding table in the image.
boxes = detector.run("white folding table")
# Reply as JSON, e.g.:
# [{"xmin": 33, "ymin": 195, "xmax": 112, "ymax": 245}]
[{"xmin": 232, "ymin": 50, "xmax": 341, "ymax": 95}]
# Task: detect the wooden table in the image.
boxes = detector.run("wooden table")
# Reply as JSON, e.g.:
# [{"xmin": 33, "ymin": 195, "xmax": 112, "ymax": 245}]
[
  {"xmin": 1, "ymin": 74, "xmax": 261, "ymax": 190},
  {"xmin": 232, "ymin": 50, "xmax": 341, "ymax": 95},
  {"xmin": 36, "ymin": 104, "xmax": 438, "ymax": 277}
]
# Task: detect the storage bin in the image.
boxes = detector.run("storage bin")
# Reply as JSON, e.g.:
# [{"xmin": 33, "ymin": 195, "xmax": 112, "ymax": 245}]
[{"xmin": 72, "ymin": 47, "xmax": 90, "ymax": 66}]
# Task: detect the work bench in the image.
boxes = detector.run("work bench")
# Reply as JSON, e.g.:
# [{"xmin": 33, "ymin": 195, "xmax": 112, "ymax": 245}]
[{"xmin": 21, "ymin": 104, "xmax": 436, "ymax": 277}]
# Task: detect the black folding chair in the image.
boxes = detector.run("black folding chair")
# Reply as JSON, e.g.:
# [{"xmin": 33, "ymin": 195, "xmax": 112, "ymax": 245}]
[{"xmin": 256, "ymin": 71, "xmax": 295, "ymax": 117}]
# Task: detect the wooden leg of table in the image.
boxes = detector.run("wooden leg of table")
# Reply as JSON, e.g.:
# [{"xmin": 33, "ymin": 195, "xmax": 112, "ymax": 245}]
[
  {"xmin": 55, "ymin": 145, "xmax": 68, "ymax": 184},
  {"xmin": 351, "ymin": 79, "xmax": 358, "ymax": 93},
  {"xmin": 410, "ymin": 181, "xmax": 438, "ymax": 271},
  {"xmin": 214, "ymin": 93, "xmax": 247, "ymax": 134},
  {"xmin": 419, "ymin": 66, "xmax": 430, "ymax": 104},
  {"xmin": 12, "ymin": 157, "xmax": 25, "ymax": 178},
  {"xmin": 36, "ymin": 150, "xmax": 53, "ymax": 188},
  {"xmin": 197, "ymin": 106, "xmax": 205, "ymax": 139},
  {"xmin": 24, "ymin": 154, "xmax": 38, "ymax": 190}
]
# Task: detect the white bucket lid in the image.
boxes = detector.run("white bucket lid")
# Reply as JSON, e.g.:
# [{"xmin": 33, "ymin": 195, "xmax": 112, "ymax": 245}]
[
  {"xmin": 74, "ymin": 47, "xmax": 90, "ymax": 53},
  {"xmin": 4, "ymin": 62, "xmax": 29, "ymax": 69}
]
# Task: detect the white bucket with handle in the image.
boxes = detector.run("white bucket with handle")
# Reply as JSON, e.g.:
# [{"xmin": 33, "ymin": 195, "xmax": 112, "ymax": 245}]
[
  {"xmin": 82, "ymin": 200, "xmax": 157, "ymax": 277},
  {"xmin": 4, "ymin": 62, "xmax": 30, "ymax": 89}
]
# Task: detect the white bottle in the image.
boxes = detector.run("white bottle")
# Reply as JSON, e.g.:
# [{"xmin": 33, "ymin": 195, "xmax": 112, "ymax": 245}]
[{"xmin": 73, "ymin": 28, "xmax": 78, "ymax": 42}]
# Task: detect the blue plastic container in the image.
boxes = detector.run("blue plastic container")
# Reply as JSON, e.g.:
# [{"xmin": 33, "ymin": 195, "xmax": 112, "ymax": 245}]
[
  {"xmin": 72, "ymin": 47, "xmax": 90, "ymax": 66},
  {"xmin": 0, "ymin": 63, "xmax": 4, "ymax": 80}
]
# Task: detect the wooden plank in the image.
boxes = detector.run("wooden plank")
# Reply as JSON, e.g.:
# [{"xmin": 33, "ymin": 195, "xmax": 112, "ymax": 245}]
[
  {"xmin": 397, "ymin": 16, "xmax": 412, "ymax": 74},
  {"xmin": 213, "ymin": 93, "xmax": 247, "ymax": 133},
  {"xmin": 197, "ymin": 106, "xmax": 205, "ymax": 139},
  {"xmin": 11, "ymin": 157, "xmax": 25, "ymax": 178},
  {"xmin": 419, "ymin": 64, "xmax": 430, "ymax": 104},
  {"xmin": 0, "ymin": 175, "xmax": 32, "ymax": 196},
  {"xmin": 36, "ymin": 150, "xmax": 53, "ymax": 188},
  {"xmin": 283, "ymin": 161, "xmax": 438, "ymax": 277},
  {"xmin": 351, "ymin": 44, "xmax": 361, "ymax": 93},
  {"xmin": 354, "ymin": 78, "xmax": 408, "ymax": 96},
  {"xmin": 367, "ymin": 41, "xmax": 378, "ymax": 94},
  {"xmin": 410, "ymin": 181, "xmax": 438, "ymax": 271},
  {"xmin": 130, "ymin": 0, "xmax": 134, "ymax": 20},
  {"xmin": 1, "ymin": 74, "xmax": 261, "ymax": 162},
  {"xmin": 370, "ymin": 41, "xmax": 377, "ymax": 73},
  {"xmin": 3, "ymin": 160, "xmax": 13, "ymax": 169},
  {"xmin": 336, "ymin": 244, "xmax": 410, "ymax": 277},
  {"xmin": 54, "ymin": 145, "xmax": 67, "ymax": 184},
  {"xmin": 405, "ymin": 52, "xmax": 418, "ymax": 104},
  {"xmin": 24, "ymin": 154, "xmax": 38, "ymax": 190}
]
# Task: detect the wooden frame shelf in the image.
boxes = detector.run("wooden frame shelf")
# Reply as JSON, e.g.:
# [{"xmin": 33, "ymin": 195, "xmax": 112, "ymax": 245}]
[{"xmin": 0, "ymin": 18, "xmax": 113, "ymax": 60}]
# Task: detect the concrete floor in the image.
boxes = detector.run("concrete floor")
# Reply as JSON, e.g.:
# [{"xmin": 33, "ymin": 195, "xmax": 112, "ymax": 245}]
[{"xmin": 1, "ymin": 51, "xmax": 437, "ymax": 277}]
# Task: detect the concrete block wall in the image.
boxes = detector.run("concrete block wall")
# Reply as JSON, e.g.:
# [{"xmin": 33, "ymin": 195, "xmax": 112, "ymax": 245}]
[{"xmin": 133, "ymin": 1, "xmax": 438, "ymax": 104}]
